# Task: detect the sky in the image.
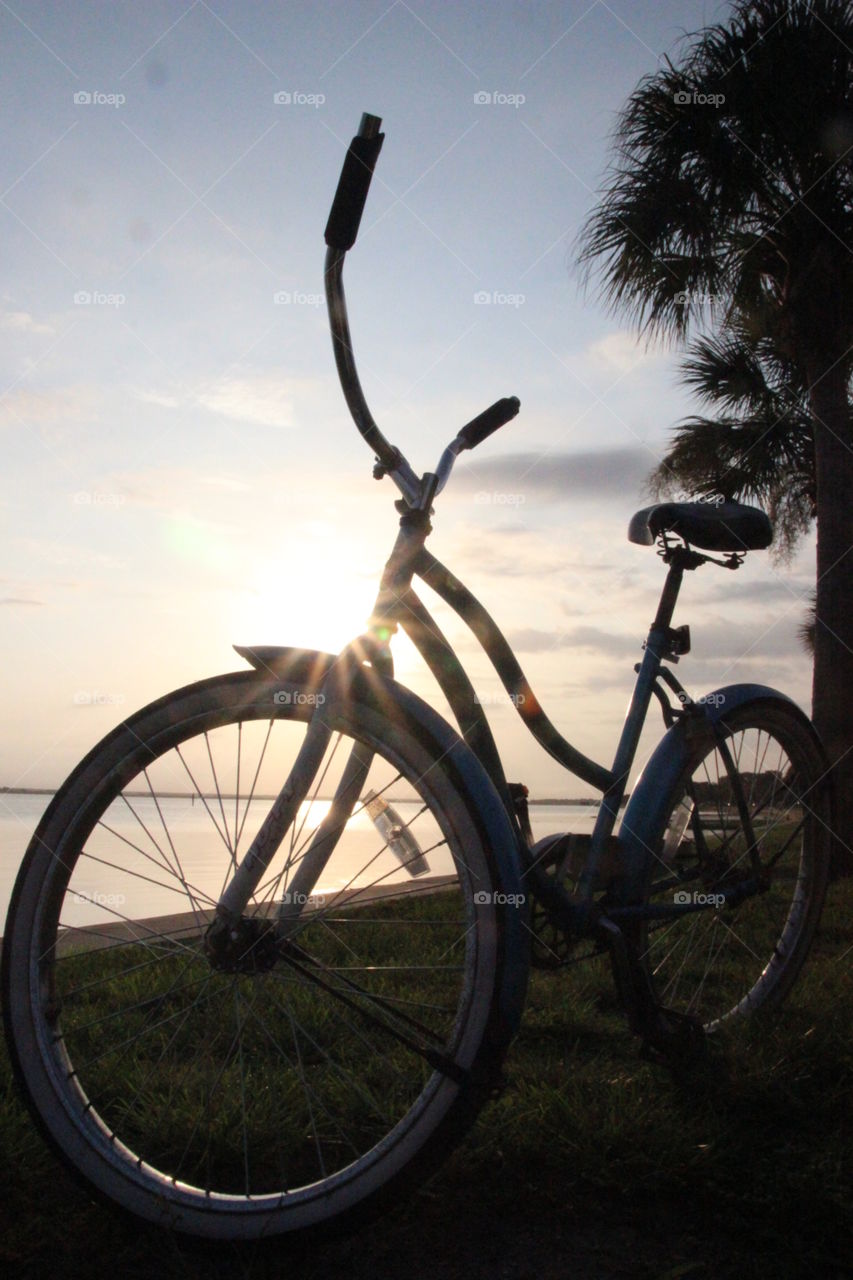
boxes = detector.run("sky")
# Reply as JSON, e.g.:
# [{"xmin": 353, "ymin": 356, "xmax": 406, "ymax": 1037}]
[{"xmin": 0, "ymin": 0, "xmax": 818, "ymax": 797}]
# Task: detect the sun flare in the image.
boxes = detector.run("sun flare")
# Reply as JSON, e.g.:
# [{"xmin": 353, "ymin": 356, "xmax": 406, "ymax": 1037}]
[{"xmin": 237, "ymin": 555, "xmax": 375, "ymax": 654}]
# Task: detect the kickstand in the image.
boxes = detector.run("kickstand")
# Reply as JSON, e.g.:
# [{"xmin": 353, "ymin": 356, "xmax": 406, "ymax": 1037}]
[
  {"xmin": 596, "ymin": 913, "xmax": 708, "ymax": 1069},
  {"xmin": 639, "ymin": 1007, "xmax": 708, "ymax": 1068}
]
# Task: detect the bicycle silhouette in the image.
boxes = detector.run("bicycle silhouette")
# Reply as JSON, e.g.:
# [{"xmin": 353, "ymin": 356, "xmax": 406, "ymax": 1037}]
[{"xmin": 3, "ymin": 113, "xmax": 830, "ymax": 1241}]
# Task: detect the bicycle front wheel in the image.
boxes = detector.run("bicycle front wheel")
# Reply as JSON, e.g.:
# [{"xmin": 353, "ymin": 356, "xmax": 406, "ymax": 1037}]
[
  {"xmin": 3, "ymin": 669, "xmax": 525, "ymax": 1239},
  {"xmin": 633, "ymin": 700, "xmax": 831, "ymax": 1030}
]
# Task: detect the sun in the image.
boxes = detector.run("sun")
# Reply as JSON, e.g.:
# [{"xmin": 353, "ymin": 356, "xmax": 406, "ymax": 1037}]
[
  {"xmin": 230, "ymin": 518, "xmax": 428, "ymax": 683},
  {"xmin": 235, "ymin": 556, "xmax": 373, "ymax": 655}
]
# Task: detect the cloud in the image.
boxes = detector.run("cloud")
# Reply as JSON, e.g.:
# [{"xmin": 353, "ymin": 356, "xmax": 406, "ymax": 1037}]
[
  {"xmin": 693, "ymin": 617, "xmax": 805, "ymax": 663},
  {"xmin": 133, "ymin": 388, "xmax": 181, "ymax": 409},
  {"xmin": 197, "ymin": 474, "xmax": 252, "ymax": 492},
  {"xmin": 454, "ymin": 446, "xmax": 655, "ymax": 503},
  {"xmin": 196, "ymin": 376, "xmax": 320, "ymax": 429},
  {"xmin": 0, "ymin": 310, "xmax": 54, "ymax": 335},
  {"xmin": 0, "ymin": 386, "xmax": 96, "ymax": 425},
  {"xmin": 583, "ymin": 331, "xmax": 664, "ymax": 375},
  {"xmin": 504, "ymin": 628, "xmax": 561, "ymax": 654},
  {"xmin": 699, "ymin": 577, "xmax": 812, "ymax": 606},
  {"xmin": 506, "ymin": 624, "xmax": 639, "ymax": 657},
  {"xmin": 0, "ymin": 596, "xmax": 43, "ymax": 606},
  {"xmin": 442, "ymin": 526, "xmax": 568, "ymax": 579},
  {"xmin": 510, "ymin": 618, "xmax": 803, "ymax": 666},
  {"xmin": 16, "ymin": 536, "xmax": 126, "ymax": 571},
  {"xmin": 91, "ymin": 463, "xmax": 316, "ymax": 517}
]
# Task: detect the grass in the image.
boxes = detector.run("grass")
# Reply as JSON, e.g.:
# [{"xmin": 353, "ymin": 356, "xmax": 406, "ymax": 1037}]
[{"xmin": 2, "ymin": 879, "xmax": 852, "ymax": 1280}]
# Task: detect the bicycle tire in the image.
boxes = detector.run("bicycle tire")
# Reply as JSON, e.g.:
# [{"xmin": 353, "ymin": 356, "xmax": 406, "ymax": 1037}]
[
  {"xmin": 3, "ymin": 668, "xmax": 527, "ymax": 1239},
  {"xmin": 626, "ymin": 699, "xmax": 831, "ymax": 1030}
]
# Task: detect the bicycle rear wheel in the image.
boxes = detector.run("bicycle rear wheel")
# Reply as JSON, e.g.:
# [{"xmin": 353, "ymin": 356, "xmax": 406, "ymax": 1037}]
[
  {"xmin": 3, "ymin": 669, "xmax": 526, "ymax": 1239},
  {"xmin": 632, "ymin": 700, "xmax": 831, "ymax": 1030}
]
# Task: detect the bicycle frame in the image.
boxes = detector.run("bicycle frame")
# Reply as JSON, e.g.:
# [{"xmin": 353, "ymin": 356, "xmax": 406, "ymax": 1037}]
[
  {"xmin": 362, "ymin": 516, "xmax": 694, "ymax": 899},
  {"xmin": 218, "ymin": 111, "xmax": 776, "ymax": 950},
  {"xmin": 219, "ymin": 498, "xmax": 707, "ymax": 935}
]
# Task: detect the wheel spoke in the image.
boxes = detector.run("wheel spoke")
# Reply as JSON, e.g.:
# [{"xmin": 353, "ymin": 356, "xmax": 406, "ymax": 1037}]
[
  {"xmin": 6, "ymin": 676, "xmax": 512, "ymax": 1232},
  {"xmin": 639, "ymin": 709, "xmax": 829, "ymax": 1028}
]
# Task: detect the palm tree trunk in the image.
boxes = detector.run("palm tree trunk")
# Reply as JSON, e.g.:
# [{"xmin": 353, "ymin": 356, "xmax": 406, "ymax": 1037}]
[{"xmin": 808, "ymin": 358, "xmax": 853, "ymax": 878}]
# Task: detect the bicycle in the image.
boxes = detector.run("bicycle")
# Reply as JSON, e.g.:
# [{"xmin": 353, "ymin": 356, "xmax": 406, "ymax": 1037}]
[{"xmin": 2, "ymin": 113, "xmax": 832, "ymax": 1242}]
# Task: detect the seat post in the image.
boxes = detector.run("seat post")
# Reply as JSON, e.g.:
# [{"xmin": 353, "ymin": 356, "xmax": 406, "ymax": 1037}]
[
  {"xmin": 650, "ymin": 555, "xmax": 686, "ymax": 635},
  {"xmin": 649, "ymin": 542, "xmax": 711, "ymax": 636},
  {"xmin": 576, "ymin": 548, "xmax": 691, "ymax": 901}
]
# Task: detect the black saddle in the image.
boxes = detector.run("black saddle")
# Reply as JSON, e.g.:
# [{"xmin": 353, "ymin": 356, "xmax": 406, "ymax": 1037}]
[{"xmin": 628, "ymin": 500, "xmax": 773, "ymax": 553}]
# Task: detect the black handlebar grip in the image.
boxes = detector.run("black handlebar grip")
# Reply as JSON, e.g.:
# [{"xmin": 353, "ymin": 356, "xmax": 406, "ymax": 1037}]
[
  {"xmin": 458, "ymin": 397, "xmax": 520, "ymax": 449},
  {"xmin": 324, "ymin": 116, "xmax": 384, "ymax": 251}
]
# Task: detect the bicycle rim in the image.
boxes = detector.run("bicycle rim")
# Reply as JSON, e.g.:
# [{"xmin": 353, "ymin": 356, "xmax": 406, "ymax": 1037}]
[
  {"xmin": 3, "ymin": 673, "xmax": 512, "ymax": 1237},
  {"xmin": 637, "ymin": 703, "xmax": 830, "ymax": 1030}
]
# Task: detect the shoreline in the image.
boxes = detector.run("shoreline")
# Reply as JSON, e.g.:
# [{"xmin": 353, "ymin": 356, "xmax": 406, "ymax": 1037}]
[{"xmin": 0, "ymin": 787, "xmax": 610, "ymax": 805}]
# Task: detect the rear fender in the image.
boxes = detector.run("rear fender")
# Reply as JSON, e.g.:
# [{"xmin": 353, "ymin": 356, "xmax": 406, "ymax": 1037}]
[{"xmin": 617, "ymin": 683, "xmax": 801, "ymax": 903}]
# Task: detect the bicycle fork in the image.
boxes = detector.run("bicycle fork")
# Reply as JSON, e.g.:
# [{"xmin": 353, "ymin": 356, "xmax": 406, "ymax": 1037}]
[{"xmin": 214, "ymin": 704, "xmax": 337, "ymax": 925}]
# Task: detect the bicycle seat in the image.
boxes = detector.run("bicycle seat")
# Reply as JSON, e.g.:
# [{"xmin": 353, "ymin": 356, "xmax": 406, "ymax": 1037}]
[{"xmin": 628, "ymin": 500, "xmax": 773, "ymax": 552}]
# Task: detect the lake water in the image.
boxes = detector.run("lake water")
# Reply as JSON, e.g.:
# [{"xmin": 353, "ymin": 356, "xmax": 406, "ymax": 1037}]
[{"xmin": 0, "ymin": 793, "xmax": 599, "ymax": 928}]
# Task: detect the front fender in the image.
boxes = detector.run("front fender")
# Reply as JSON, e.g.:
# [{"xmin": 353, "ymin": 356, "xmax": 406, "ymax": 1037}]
[
  {"xmin": 234, "ymin": 643, "xmax": 338, "ymax": 683},
  {"xmin": 617, "ymin": 683, "xmax": 800, "ymax": 902}
]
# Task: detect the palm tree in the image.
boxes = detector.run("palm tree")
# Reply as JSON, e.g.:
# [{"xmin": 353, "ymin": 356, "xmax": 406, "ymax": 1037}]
[
  {"xmin": 651, "ymin": 316, "xmax": 818, "ymax": 653},
  {"xmin": 651, "ymin": 317, "xmax": 816, "ymax": 560},
  {"xmin": 578, "ymin": 0, "xmax": 853, "ymax": 875}
]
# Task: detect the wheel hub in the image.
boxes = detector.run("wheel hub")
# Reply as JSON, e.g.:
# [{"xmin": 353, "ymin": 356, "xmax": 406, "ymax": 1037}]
[{"xmin": 204, "ymin": 915, "xmax": 280, "ymax": 973}]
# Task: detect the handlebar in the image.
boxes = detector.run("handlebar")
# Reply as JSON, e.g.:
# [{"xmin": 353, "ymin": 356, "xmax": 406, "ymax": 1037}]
[
  {"xmin": 323, "ymin": 113, "xmax": 520, "ymax": 509},
  {"xmin": 324, "ymin": 113, "xmax": 384, "ymax": 252},
  {"xmin": 458, "ymin": 397, "xmax": 520, "ymax": 449}
]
